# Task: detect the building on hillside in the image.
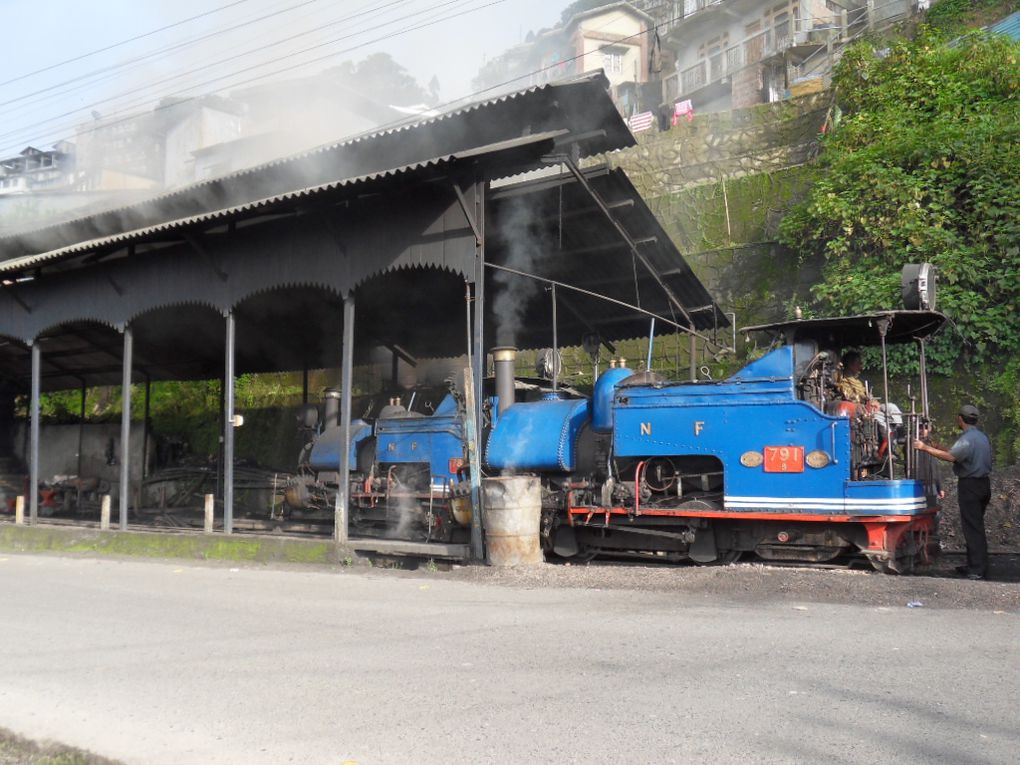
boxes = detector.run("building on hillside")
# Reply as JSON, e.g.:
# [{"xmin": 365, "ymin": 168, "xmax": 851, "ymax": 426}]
[
  {"xmin": 74, "ymin": 97, "xmax": 245, "ymax": 192},
  {"xmin": 162, "ymin": 97, "xmax": 245, "ymax": 189},
  {"xmin": 473, "ymin": 2, "xmax": 660, "ymax": 115},
  {"xmin": 73, "ymin": 110, "xmax": 166, "ymax": 192},
  {"xmin": 0, "ymin": 144, "xmax": 75, "ymax": 196},
  {"xmin": 230, "ymin": 70, "xmax": 409, "ymax": 160},
  {"xmin": 661, "ymin": 0, "xmax": 915, "ymax": 114}
]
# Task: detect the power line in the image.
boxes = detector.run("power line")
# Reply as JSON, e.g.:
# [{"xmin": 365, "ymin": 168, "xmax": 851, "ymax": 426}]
[
  {"xmin": 0, "ymin": 0, "xmax": 333, "ymax": 110},
  {"xmin": 0, "ymin": 0, "xmax": 456, "ymax": 150},
  {"xmin": 0, "ymin": 0, "xmax": 508, "ymax": 156},
  {"xmin": 2, "ymin": 0, "xmax": 397, "ymax": 122},
  {"xmin": 0, "ymin": 0, "xmax": 259, "ymax": 89}
]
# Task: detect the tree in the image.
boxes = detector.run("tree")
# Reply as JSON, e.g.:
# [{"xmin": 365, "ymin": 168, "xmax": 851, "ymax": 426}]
[
  {"xmin": 779, "ymin": 31, "xmax": 1020, "ymax": 454},
  {"xmin": 560, "ymin": 0, "xmax": 615, "ymax": 24},
  {"xmin": 781, "ymin": 33, "xmax": 1020, "ymax": 357}
]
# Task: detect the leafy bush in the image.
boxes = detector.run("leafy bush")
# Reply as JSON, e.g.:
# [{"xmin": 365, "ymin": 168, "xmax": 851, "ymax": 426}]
[{"xmin": 780, "ymin": 31, "xmax": 1020, "ymax": 455}]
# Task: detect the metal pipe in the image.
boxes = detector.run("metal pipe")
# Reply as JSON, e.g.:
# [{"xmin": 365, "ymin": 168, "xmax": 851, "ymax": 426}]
[
  {"xmin": 917, "ymin": 338, "xmax": 930, "ymax": 419},
  {"xmin": 559, "ymin": 157, "xmax": 696, "ymax": 330},
  {"xmin": 29, "ymin": 342, "xmax": 40, "ymax": 524},
  {"xmin": 223, "ymin": 312, "xmax": 235, "ymax": 534},
  {"xmin": 689, "ymin": 332, "xmax": 697, "ymax": 382},
  {"xmin": 646, "ymin": 318, "xmax": 656, "ymax": 371},
  {"xmin": 879, "ymin": 323, "xmax": 892, "ymax": 480},
  {"xmin": 302, "ymin": 364, "xmax": 309, "ymax": 405},
  {"xmin": 119, "ymin": 326, "xmax": 132, "ymax": 531},
  {"xmin": 492, "ymin": 347, "xmax": 517, "ymax": 416},
  {"xmin": 335, "ymin": 295, "xmax": 355, "ymax": 545},
  {"xmin": 484, "ymin": 262, "xmax": 710, "ymax": 341},
  {"xmin": 551, "ymin": 283, "xmax": 558, "ymax": 392}
]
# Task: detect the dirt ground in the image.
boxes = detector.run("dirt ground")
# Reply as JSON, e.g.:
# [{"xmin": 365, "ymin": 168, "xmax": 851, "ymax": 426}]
[
  {"xmin": 451, "ymin": 551, "xmax": 1020, "ymax": 612},
  {"xmin": 938, "ymin": 463, "xmax": 1020, "ymax": 553}
]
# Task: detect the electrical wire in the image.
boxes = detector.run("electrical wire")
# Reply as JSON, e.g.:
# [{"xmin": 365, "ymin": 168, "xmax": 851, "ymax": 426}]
[
  {"xmin": 0, "ymin": 0, "xmax": 259, "ymax": 88},
  {"xmin": 0, "ymin": 0, "xmax": 428, "ymax": 147},
  {"xmin": 0, "ymin": 0, "xmax": 485, "ymax": 153},
  {"xmin": 0, "ymin": 0, "xmax": 334, "ymax": 109}
]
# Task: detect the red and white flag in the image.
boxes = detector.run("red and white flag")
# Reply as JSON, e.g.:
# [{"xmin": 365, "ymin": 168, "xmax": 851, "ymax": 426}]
[{"xmin": 628, "ymin": 110, "xmax": 655, "ymax": 133}]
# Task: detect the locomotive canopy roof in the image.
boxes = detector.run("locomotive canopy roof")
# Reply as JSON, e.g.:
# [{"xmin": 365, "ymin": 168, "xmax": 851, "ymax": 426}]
[
  {"xmin": 743, "ymin": 311, "xmax": 947, "ymax": 347},
  {"xmin": 0, "ymin": 72, "xmax": 725, "ymax": 393}
]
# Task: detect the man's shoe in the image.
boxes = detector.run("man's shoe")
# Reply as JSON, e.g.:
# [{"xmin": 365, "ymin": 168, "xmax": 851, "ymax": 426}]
[{"xmin": 965, "ymin": 572, "xmax": 987, "ymax": 581}]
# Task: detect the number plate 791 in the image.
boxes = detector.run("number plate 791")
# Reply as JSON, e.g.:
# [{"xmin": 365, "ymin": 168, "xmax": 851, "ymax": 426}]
[{"xmin": 763, "ymin": 446, "xmax": 805, "ymax": 473}]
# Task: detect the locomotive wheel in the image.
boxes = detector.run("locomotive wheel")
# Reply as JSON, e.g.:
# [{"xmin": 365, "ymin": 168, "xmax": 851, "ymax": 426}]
[{"xmin": 865, "ymin": 527, "xmax": 924, "ymax": 574}]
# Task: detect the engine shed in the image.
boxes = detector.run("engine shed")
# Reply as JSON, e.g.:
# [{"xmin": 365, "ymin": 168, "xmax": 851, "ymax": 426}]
[{"xmin": 0, "ymin": 72, "xmax": 725, "ymax": 560}]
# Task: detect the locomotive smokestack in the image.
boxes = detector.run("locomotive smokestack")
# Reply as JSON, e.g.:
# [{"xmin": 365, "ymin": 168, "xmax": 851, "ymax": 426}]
[
  {"xmin": 323, "ymin": 388, "xmax": 341, "ymax": 428},
  {"xmin": 492, "ymin": 346, "xmax": 517, "ymax": 416}
]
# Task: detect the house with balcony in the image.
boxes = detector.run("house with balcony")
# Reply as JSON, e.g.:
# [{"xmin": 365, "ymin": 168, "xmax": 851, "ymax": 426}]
[
  {"xmin": 0, "ymin": 144, "xmax": 75, "ymax": 196},
  {"xmin": 473, "ymin": 2, "xmax": 659, "ymax": 114},
  {"xmin": 662, "ymin": 0, "xmax": 915, "ymax": 113}
]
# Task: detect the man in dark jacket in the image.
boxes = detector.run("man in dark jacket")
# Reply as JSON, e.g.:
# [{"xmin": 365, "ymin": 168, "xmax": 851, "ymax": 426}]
[{"xmin": 913, "ymin": 404, "xmax": 993, "ymax": 580}]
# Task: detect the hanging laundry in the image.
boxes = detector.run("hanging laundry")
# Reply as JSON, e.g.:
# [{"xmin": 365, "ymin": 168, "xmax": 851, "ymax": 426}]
[{"xmin": 671, "ymin": 99, "xmax": 695, "ymax": 126}]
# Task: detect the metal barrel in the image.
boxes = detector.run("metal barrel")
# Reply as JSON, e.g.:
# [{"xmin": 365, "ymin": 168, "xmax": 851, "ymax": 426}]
[{"xmin": 481, "ymin": 476, "xmax": 543, "ymax": 566}]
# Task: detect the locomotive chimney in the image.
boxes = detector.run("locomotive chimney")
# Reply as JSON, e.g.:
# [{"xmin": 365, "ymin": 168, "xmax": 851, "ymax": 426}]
[
  {"xmin": 322, "ymin": 388, "xmax": 341, "ymax": 428},
  {"xmin": 492, "ymin": 346, "xmax": 517, "ymax": 416}
]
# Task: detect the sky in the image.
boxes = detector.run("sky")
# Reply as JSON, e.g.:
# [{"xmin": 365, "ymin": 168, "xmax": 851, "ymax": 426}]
[{"xmin": 1, "ymin": 0, "xmax": 566, "ymax": 157}]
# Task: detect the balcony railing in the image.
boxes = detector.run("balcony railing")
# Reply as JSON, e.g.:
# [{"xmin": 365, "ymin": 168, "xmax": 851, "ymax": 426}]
[
  {"xmin": 662, "ymin": 0, "xmax": 916, "ymax": 106},
  {"xmin": 662, "ymin": 12, "xmax": 851, "ymax": 103}
]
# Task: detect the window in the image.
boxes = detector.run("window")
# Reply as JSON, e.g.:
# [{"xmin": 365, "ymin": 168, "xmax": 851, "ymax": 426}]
[{"xmin": 602, "ymin": 48, "xmax": 625, "ymax": 74}]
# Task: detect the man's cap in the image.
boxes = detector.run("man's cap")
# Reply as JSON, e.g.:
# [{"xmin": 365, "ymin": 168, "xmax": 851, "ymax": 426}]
[{"xmin": 959, "ymin": 404, "xmax": 980, "ymax": 419}]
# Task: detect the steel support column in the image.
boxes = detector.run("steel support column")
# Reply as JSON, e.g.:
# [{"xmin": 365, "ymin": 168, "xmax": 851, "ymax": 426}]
[
  {"xmin": 335, "ymin": 295, "xmax": 355, "ymax": 545},
  {"xmin": 119, "ymin": 326, "xmax": 133, "ymax": 530},
  {"xmin": 141, "ymin": 375, "xmax": 151, "ymax": 480},
  {"xmin": 76, "ymin": 380, "xmax": 86, "ymax": 478},
  {"xmin": 471, "ymin": 180, "xmax": 486, "ymax": 562},
  {"xmin": 224, "ymin": 312, "xmax": 235, "ymax": 534},
  {"xmin": 28, "ymin": 342, "xmax": 40, "ymax": 523}
]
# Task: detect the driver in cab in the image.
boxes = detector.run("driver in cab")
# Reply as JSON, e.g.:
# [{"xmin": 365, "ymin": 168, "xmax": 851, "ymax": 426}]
[{"xmin": 836, "ymin": 351, "xmax": 868, "ymax": 404}]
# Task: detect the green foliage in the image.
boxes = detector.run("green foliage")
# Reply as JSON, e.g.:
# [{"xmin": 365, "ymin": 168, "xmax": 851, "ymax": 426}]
[
  {"xmin": 926, "ymin": 0, "xmax": 1018, "ymax": 34},
  {"xmin": 560, "ymin": 0, "xmax": 614, "ymax": 24},
  {"xmin": 780, "ymin": 32, "xmax": 1020, "ymax": 458}
]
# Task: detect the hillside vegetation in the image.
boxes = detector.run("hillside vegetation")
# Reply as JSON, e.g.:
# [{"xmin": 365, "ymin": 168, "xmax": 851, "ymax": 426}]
[{"xmin": 779, "ymin": 29, "xmax": 1020, "ymax": 459}]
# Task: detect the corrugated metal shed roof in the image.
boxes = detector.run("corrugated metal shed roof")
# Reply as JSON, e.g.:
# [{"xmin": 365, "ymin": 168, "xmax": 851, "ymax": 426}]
[
  {"xmin": 987, "ymin": 11, "xmax": 1020, "ymax": 40},
  {"xmin": 0, "ymin": 131, "xmax": 567, "ymax": 276},
  {"xmin": 0, "ymin": 72, "xmax": 631, "ymax": 267}
]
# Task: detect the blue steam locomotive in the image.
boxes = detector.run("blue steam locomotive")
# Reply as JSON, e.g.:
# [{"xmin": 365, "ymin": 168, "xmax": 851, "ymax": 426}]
[{"xmin": 293, "ymin": 304, "xmax": 945, "ymax": 573}]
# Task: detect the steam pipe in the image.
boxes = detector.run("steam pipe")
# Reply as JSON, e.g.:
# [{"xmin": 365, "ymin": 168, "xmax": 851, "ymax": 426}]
[
  {"xmin": 323, "ymin": 388, "xmax": 341, "ymax": 429},
  {"xmin": 492, "ymin": 347, "xmax": 517, "ymax": 416}
]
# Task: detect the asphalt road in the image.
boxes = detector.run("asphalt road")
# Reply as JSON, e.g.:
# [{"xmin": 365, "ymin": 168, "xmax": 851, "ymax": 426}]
[{"xmin": 1, "ymin": 554, "xmax": 1017, "ymax": 765}]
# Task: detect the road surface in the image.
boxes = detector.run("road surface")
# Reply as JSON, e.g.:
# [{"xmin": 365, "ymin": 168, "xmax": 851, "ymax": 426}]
[{"xmin": 1, "ymin": 554, "xmax": 1017, "ymax": 764}]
